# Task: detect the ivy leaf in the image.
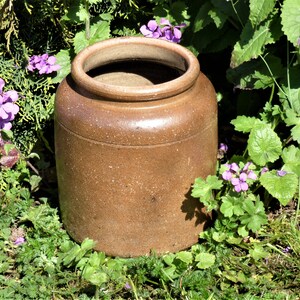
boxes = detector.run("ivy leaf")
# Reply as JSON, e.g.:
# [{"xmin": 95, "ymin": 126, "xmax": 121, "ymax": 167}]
[
  {"xmin": 191, "ymin": 175, "xmax": 223, "ymax": 211},
  {"xmin": 249, "ymin": 0, "xmax": 276, "ymax": 27},
  {"xmin": 220, "ymin": 195, "xmax": 245, "ymax": 218},
  {"xmin": 195, "ymin": 253, "xmax": 216, "ymax": 269},
  {"xmin": 260, "ymin": 170, "xmax": 298, "ymax": 205},
  {"xmin": 51, "ymin": 50, "xmax": 71, "ymax": 84},
  {"xmin": 231, "ymin": 19, "xmax": 275, "ymax": 68},
  {"xmin": 248, "ymin": 124, "xmax": 282, "ymax": 165},
  {"xmin": 240, "ymin": 198, "xmax": 268, "ymax": 232},
  {"xmin": 74, "ymin": 21, "xmax": 110, "ymax": 54},
  {"xmin": 281, "ymin": 0, "xmax": 300, "ymax": 46}
]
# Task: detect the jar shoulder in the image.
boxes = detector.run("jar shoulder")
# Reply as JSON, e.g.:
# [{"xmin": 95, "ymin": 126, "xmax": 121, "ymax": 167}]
[{"xmin": 55, "ymin": 73, "xmax": 217, "ymax": 145}]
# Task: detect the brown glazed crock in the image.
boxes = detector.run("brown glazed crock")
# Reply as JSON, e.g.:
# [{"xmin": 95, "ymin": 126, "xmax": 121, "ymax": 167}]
[{"xmin": 55, "ymin": 37, "xmax": 217, "ymax": 257}]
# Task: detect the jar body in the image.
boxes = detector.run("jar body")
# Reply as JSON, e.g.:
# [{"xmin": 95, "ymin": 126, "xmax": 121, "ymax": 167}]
[{"xmin": 55, "ymin": 37, "xmax": 217, "ymax": 257}]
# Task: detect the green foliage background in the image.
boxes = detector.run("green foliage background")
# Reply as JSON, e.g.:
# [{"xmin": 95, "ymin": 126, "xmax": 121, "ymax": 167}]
[{"xmin": 0, "ymin": 0, "xmax": 299, "ymax": 299}]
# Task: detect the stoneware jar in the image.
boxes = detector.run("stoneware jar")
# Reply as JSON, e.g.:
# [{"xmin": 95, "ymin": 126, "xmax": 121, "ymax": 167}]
[{"xmin": 55, "ymin": 37, "xmax": 217, "ymax": 257}]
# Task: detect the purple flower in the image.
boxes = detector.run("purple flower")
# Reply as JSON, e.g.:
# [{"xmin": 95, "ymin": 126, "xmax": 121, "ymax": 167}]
[
  {"xmin": 222, "ymin": 161, "xmax": 257, "ymax": 193},
  {"xmin": 0, "ymin": 78, "xmax": 19, "ymax": 130},
  {"xmin": 14, "ymin": 237, "xmax": 26, "ymax": 246},
  {"xmin": 140, "ymin": 19, "xmax": 186, "ymax": 43},
  {"xmin": 160, "ymin": 18, "xmax": 186, "ymax": 43},
  {"xmin": 283, "ymin": 246, "xmax": 291, "ymax": 254},
  {"xmin": 231, "ymin": 175, "xmax": 249, "ymax": 192},
  {"xmin": 219, "ymin": 143, "xmax": 228, "ymax": 153},
  {"xmin": 261, "ymin": 167, "xmax": 269, "ymax": 175},
  {"xmin": 140, "ymin": 20, "xmax": 162, "ymax": 38},
  {"xmin": 277, "ymin": 170, "xmax": 287, "ymax": 177},
  {"xmin": 124, "ymin": 282, "xmax": 131, "ymax": 289},
  {"xmin": 28, "ymin": 53, "xmax": 60, "ymax": 75},
  {"xmin": 222, "ymin": 163, "xmax": 239, "ymax": 180},
  {"xmin": 10, "ymin": 227, "xmax": 26, "ymax": 246},
  {"xmin": 218, "ymin": 143, "xmax": 228, "ymax": 159}
]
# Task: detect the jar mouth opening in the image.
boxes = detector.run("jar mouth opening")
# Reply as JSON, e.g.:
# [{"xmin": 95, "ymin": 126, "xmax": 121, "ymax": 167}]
[{"xmin": 71, "ymin": 37, "xmax": 200, "ymax": 101}]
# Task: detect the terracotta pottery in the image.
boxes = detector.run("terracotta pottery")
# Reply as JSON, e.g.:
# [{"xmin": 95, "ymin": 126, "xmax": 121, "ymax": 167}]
[{"xmin": 55, "ymin": 37, "xmax": 217, "ymax": 257}]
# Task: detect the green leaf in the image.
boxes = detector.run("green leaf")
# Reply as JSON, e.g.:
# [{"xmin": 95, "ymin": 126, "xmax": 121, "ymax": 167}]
[
  {"xmin": 260, "ymin": 170, "xmax": 298, "ymax": 205},
  {"xmin": 175, "ymin": 251, "xmax": 193, "ymax": 265},
  {"xmin": 231, "ymin": 19, "xmax": 275, "ymax": 68},
  {"xmin": 62, "ymin": 244, "xmax": 81, "ymax": 266},
  {"xmin": 195, "ymin": 253, "xmax": 216, "ymax": 269},
  {"xmin": 208, "ymin": 8, "xmax": 227, "ymax": 28},
  {"xmin": 74, "ymin": 21, "xmax": 110, "ymax": 54},
  {"xmin": 240, "ymin": 199, "xmax": 268, "ymax": 232},
  {"xmin": 163, "ymin": 253, "xmax": 175, "ymax": 266},
  {"xmin": 227, "ymin": 55, "xmax": 283, "ymax": 90},
  {"xmin": 193, "ymin": 2, "xmax": 213, "ymax": 32},
  {"xmin": 279, "ymin": 66, "xmax": 300, "ymax": 114},
  {"xmin": 191, "ymin": 175, "xmax": 223, "ymax": 211},
  {"xmin": 87, "ymin": 252, "xmax": 105, "ymax": 268},
  {"xmin": 282, "ymin": 145, "xmax": 300, "ymax": 176},
  {"xmin": 291, "ymin": 124, "xmax": 300, "ymax": 143},
  {"xmin": 249, "ymin": 0, "xmax": 276, "ymax": 27},
  {"xmin": 76, "ymin": 4, "xmax": 89, "ymax": 22},
  {"xmin": 281, "ymin": 0, "xmax": 300, "ymax": 46},
  {"xmin": 285, "ymin": 109, "xmax": 300, "ymax": 126},
  {"xmin": 212, "ymin": 231, "xmax": 227, "ymax": 242},
  {"xmin": 231, "ymin": 116, "xmax": 262, "ymax": 133},
  {"xmin": 29, "ymin": 175, "xmax": 42, "ymax": 192},
  {"xmin": 81, "ymin": 238, "xmax": 96, "ymax": 251},
  {"xmin": 248, "ymin": 124, "xmax": 282, "ymax": 165},
  {"xmin": 249, "ymin": 244, "xmax": 269, "ymax": 260},
  {"xmin": 61, "ymin": 3, "xmax": 82, "ymax": 23},
  {"xmin": 191, "ymin": 23, "xmax": 238, "ymax": 53},
  {"xmin": 220, "ymin": 195, "xmax": 245, "ymax": 218},
  {"xmin": 237, "ymin": 226, "xmax": 249, "ymax": 237},
  {"xmin": 1, "ymin": 129, "xmax": 13, "ymax": 140},
  {"xmin": 82, "ymin": 266, "xmax": 108, "ymax": 286},
  {"xmin": 51, "ymin": 50, "xmax": 71, "ymax": 84}
]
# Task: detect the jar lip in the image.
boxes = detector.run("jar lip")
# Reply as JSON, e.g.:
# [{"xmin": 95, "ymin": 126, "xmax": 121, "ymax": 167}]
[{"xmin": 71, "ymin": 37, "xmax": 200, "ymax": 101}]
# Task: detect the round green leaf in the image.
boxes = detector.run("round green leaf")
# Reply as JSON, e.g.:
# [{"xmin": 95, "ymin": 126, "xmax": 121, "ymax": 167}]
[
  {"xmin": 248, "ymin": 124, "xmax": 282, "ymax": 166},
  {"xmin": 260, "ymin": 170, "xmax": 298, "ymax": 205},
  {"xmin": 195, "ymin": 253, "xmax": 216, "ymax": 269},
  {"xmin": 281, "ymin": 0, "xmax": 300, "ymax": 46}
]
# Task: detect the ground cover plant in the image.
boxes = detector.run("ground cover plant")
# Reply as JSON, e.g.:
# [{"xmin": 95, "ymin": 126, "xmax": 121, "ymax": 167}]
[{"xmin": 0, "ymin": 0, "xmax": 299, "ymax": 299}]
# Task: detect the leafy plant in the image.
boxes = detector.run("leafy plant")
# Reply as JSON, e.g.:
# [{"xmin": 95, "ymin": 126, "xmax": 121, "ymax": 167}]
[{"xmin": 0, "ymin": 0, "xmax": 299, "ymax": 298}]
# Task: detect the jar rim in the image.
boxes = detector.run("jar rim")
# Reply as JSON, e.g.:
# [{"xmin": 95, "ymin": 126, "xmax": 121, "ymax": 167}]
[{"xmin": 71, "ymin": 37, "xmax": 200, "ymax": 101}]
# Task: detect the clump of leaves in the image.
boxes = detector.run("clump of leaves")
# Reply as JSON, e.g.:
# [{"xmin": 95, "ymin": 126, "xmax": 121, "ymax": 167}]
[{"xmin": 0, "ymin": 57, "xmax": 55, "ymax": 154}]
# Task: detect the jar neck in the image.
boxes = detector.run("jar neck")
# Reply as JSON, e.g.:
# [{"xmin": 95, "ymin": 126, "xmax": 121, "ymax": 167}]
[{"xmin": 71, "ymin": 37, "xmax": 200, "ymax": 102}]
